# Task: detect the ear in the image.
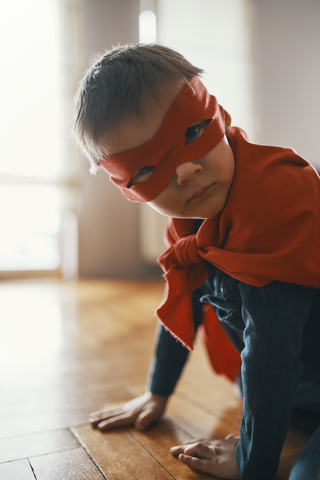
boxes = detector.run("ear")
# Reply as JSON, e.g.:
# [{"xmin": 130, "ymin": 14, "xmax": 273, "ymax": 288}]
[{"xmin": 224, "ymin": 109, "xmax": 231, "ymax": 133}]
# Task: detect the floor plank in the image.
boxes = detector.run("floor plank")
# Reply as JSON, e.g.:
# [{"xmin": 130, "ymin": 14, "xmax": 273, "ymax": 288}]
[
  {"xmin": 276, "ymin": 455, "xmax": 298, "ymax": 480},
  {"xmin": 0, "ymin": 278, "xmax": 317, "ymax": 479},
  {"xmin": 72, "ymin": 424, "xmax": 174, "ymax": 480},
  {"xmin": 0, "ymin": 429, "xmax": 79, "ymax": 463},
  {"xmin": 131, "ymin": 382, "xmax": 241, "ymax": 440},
  {"xmin": 0, "ymin": 384, "xmax": 134, "ymax": 439},
  {"xmin": 166, "ymin": 394, "xmax": 240, "ymax": 440},
  {"xmin": 176, "ymin": 378, "xmax": 243, "ymax": 430},
  {"xmin": 0, "ymin": 459, "xmax": 35, "ymax": 480},
  {"xmin": 30, "ymin": 448, "xmax": 105, "ymax": 480},
  {"xmin": 130, "ymin": 420, "xmax": 218, "ymax": 480}
]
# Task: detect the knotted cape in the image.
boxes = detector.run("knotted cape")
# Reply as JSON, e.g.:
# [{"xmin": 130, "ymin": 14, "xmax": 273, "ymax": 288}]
[
  {"xmin": 157, "ymin": 127, "xmax": 320, "ymax": 359},
  {"xmin": 98, "ymin": 75, "xmax": 320, "ymax": 381}
]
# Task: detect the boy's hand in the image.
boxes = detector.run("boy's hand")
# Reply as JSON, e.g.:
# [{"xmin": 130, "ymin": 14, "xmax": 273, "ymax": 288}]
[
  {"xmin": 171, "ymin": 434, "xmax": 241, "ymax": 479},
  {"xmin": 89, "ymin": 392, "xmax": 168, "ymax": 431}
]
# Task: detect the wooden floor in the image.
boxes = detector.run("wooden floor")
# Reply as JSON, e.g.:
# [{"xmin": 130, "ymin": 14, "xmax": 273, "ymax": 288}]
[{"xmin": 0, "ymin": 277, "xmax": 318, "ymax": 480}]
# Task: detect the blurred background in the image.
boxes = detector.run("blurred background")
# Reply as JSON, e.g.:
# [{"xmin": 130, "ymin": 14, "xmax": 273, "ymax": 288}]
[{"xmin": 0, "ymin": 0, "xmax": 319, "ymax": 280}]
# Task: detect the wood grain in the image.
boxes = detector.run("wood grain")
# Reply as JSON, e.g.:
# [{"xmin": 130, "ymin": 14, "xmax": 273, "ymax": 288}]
[
  {"xmin": 30, "ymin": 448, "xmax": 105, "ymax": 480},
  {"xmin": 130, "ymin": 420, "xmax": 218, "ymax": 480},
  {"xmin": 276, "ymin": 455, "xmax": 298, "ymax": 480},
  {"xmin": 0, "ymin": 278, "xmax": 316, "ymax": 479},
  {"xmin": 0, "ymin": 459, "xmax": 35, "ymax": 480},
  {"xmin": 0, "ymin": 385, "xmax": 134, "ymax": 439},
  {"xmin": 0, "ymin": 429, "xmax": 79, "ymax": 463},
  {"xmin": 166, "ymin": 394, "xmax": 240, "ymax": 440},
  {"xmin": 72, "ymin": 424, "xmax": 173, "ymax": 480}
]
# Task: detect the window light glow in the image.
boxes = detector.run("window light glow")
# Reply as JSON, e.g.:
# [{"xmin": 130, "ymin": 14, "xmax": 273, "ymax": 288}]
[
  {"xmin": 139, "ymin": 10, "xmax": 157, "ymax": 43},
  {"xmin": 0, "ymin": 0, "xmax": 63, "ymax": 271}
]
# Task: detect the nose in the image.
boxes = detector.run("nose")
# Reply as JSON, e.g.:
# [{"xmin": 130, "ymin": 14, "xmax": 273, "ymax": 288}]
[{"xmin": 175, "ymin": 161, "xmax": 203, "ymax": 186}]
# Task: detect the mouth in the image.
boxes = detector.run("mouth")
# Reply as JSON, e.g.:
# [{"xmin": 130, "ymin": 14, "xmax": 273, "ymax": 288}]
[{"xmin": 188, "ymin": 183, "xmax": 216, "ymax": 203}]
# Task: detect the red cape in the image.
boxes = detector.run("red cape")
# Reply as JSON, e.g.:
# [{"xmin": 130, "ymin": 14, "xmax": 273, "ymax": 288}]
[{"xmin": 157, "ymin": 128, "xmax": 320, "ymax": 379}]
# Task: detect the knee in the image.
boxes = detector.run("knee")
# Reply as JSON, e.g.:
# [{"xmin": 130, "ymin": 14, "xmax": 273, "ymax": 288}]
[
  {"xmin": 289, "ymin": 428, "xmax": 320, "ymax": 480},
  {"xmin": 289, "ymin": 458, "xmax": 320, "ymax": 480}
]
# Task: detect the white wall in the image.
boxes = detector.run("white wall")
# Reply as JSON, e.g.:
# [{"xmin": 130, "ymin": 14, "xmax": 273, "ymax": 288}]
[
  {"xmin": 76, "ymin": 0, "xmax": 320, "ymax": 278},
  {"xmin": 77, "ymin": 0, "xmax": 158, "ymax": 277},
  {"xmin": 251, "ymin": 0, "xmax": 320, "ymax": 168},
  {"xmin": 156, "ymin": 0, "xmax": 255, "ymax": 139}
]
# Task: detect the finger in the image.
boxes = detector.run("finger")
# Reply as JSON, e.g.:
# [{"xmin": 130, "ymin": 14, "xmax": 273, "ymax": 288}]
[
  {"xmin": 171, "ymin": 445, "xmax": 186, "ymax": 457},
  {"xmin": 90, "ymin": 404, "xmax": 124, "ymax": 418},
  {"xmin": 135, "ymin": 407, "xmax": 159, "ymax": 431},
  {"xmin": 225, "ymin": 434, "xmax": 240, "ymax": 440},
  {"xmin": 183, "ymin": 442, "xmax": 213, "ymax": 460},
  {"xmin": 178, "ymin": 454, "xmax": 213, "ymax": 474},
  {"xmin": 171, "ymin": 442, "xmax": 201, "ymax": 456},
  {"xmin": 90, "ymin": 413, "xmax": 120, "ymax": 427},
  {"xmin": 96, "ymin": 413, "xmax": 136, "ymax": 431},
  {"xmin": 89, "ymin": 406, "xmax": 121, "ymax": 420},
  {"xmin": 171, "ymin": 438, "xmax": 208, "ymax": 455},
  {"xmin": 171, "ymin": 442, "xmax": 213, "ymax": 459},
  {"xmin": 89, "ymin": 406, "xmax": 125, "ymax": 426}
]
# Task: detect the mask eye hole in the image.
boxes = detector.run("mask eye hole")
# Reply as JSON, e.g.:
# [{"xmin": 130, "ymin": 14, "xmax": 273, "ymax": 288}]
[
  {"xmin": 128, "ymin": 165, "xmax": 155, "ymax": 187},
  {"xmin": 184, "ymin": 120, "xmax": 210, "ymax": 146}
]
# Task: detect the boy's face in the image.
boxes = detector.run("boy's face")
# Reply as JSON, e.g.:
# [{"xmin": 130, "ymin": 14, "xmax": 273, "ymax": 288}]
[{"xmin": 100, "ymin": 82, "xmax": 235, "ymax": 219}]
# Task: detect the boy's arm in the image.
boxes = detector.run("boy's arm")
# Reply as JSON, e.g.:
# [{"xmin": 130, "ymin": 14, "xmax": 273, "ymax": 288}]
[
  {"xmin": 149, "ymin": 286, "xmax": 205, "ymax": 396},
  {"xmin": 236, "ymin": 281, "xmax": 314, "ymax": 480},
  {"xmin": 90, "ymin": 286, "xmax": 205, "ymax": 430},
  {"xmin": 149, "ymin": 218, "xmax": 206, "ymax": 396}
]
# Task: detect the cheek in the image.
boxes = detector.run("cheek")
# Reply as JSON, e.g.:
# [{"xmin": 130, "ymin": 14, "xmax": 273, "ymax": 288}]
[
  {"xmin": 147, "ymin": 199, "xmax": 174, "ymax": 217},
  {"xmin": 226, "ymin": 157, "xmax": 235, "ymax": 184},
  {"xmin": 147, "ymin": 203, "xmax": 171, "ymax": 217},
  {"xmin": 147, "ymin": 189, "xmax": 179, "ymax": 217},
  {"xmin": 223, "ymin": 149, "xmax": 235, "ymax": 180}
]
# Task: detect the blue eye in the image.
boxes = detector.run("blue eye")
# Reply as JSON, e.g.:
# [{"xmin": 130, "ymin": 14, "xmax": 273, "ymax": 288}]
[
  {"xmin": 185, "ymin": 124, "xmax": 201, "ymax": 141},
  {"xmin": 184, "ymin": 120, "xmax": 209, "ymax": 145},
  {"xmin": 138, "ymin": 166, "xmax": 155, "ymax": 175},
  {"xmin": 129, "ymin": 165, "xmax": 155, "ymax": 186}
]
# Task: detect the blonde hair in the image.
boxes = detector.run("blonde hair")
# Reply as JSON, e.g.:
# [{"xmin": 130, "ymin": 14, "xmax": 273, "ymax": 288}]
[{"xmin": 72, "ymin": 43, "xmax": 203, "ymax": 173}]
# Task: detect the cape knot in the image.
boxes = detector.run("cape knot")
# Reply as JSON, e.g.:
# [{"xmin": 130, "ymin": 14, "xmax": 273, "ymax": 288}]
[{"xmin": 174, "ymin": 234, "xmax": 202, "ymax": 266}]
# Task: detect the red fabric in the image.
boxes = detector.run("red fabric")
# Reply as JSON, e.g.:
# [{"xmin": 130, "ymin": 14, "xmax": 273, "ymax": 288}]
[
  {"xmin": 98, "ymin": 75, "xmax": 320, "ymax": 379},
  {"xmin": 157, "ymin": 128, "xmax": 320, "ymax": 363},
  {"xmin": 98, "ymin": 77, "xmax": 226, "ymax": 201},
  {"xmin": 201, "ymin": 304, "xmax": 241, "ymax": 381}
]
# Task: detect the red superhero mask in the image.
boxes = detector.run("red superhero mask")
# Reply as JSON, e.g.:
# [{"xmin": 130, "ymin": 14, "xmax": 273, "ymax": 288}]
[{"xmin": 98, "ymin": 76, "xmax": 227, "ymax": 202}]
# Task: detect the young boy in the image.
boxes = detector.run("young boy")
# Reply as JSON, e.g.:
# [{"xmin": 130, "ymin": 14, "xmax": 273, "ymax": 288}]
[{"xmin": 73, "ymin": 44, "xmax": 320, "ymax": 480}]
